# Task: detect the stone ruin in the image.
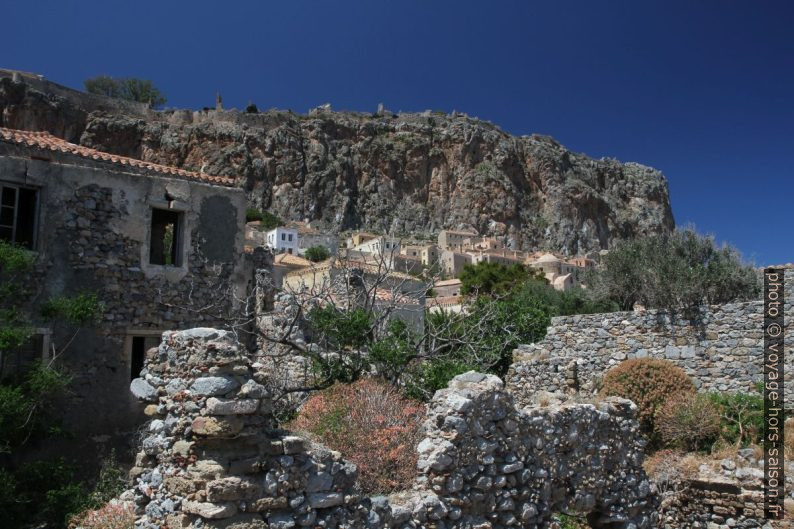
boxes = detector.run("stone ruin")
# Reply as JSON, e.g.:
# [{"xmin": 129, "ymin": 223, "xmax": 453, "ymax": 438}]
[{"xmin": 123, "ymin": 328, "xmax": 657, "ymax": 529}]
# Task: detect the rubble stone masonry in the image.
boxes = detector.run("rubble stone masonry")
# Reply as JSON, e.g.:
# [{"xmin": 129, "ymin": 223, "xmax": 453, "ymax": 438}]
[
  {"xmin": 507, "ymin": 269, "xmax": 794, "ymax": 408},
  {"xmin": 125, "ymin": 328, "xmax": 658, "ymax": 529}
]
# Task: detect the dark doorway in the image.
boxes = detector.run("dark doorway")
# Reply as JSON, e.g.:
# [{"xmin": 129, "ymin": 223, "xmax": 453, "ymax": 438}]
[{"xmin": 130, "ymin": 337, "xmax": 146, "ymax": 380}]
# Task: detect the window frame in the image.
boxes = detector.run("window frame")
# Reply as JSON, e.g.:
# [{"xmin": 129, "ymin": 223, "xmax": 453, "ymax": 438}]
[
  {"xmin": 0, "ymin": 181, "xmax": 40, "ymax": 250},
  {"xmin": 148, "ymin": 207, "xmax": 185, "ymax": 267},
  {"xmin": 0, "ymin": 328, "xmax": 51, "ymax": 379}
]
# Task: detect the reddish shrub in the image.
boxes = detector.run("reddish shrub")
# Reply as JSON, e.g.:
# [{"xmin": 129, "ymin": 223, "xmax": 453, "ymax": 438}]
[
  {"xmin": 599, "ymin": 358, "xmax": 695, "ymax": 431},
  {"xmin": 68, "ymin": 502, "xmax": 135, "ymax": 529},
  {"xmin": 288, "ymin": 378, "xmax": 425, "ymax": 493}
]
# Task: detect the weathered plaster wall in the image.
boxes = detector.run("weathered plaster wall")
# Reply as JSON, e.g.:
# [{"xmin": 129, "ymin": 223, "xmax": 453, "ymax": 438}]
[
  {"xmin": 507, "ymin": 269, "xmax": 793, "ymax": 408},
  {"xmin": 0, "ymin": 143, "xmax": 250, "ymax": 448},
  {"xmin": 124, "ymin": 328, "xmax": 658, "ymax": 529}
]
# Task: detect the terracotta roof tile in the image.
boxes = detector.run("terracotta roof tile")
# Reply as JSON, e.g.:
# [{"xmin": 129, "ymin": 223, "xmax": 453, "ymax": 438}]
[
  {"xmin": 0, "ymin": 127, "xmax": 236, "ymax": 187},
  {"xmin": 274, "ymin": 253, "xmax": 313, "ymax": 267}
]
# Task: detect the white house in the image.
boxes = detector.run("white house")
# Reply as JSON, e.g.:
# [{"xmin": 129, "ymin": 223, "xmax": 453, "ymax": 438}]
[
  {"xmin": 352, "ymin": 235, "xmax": 401, "ymax": 256},
  {"xmin": 267, "ymin": 227, "xmax": 299, "ymax": 254}
]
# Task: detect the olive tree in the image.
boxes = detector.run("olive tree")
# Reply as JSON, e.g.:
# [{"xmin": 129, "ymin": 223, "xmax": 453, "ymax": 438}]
[{"xmin": 587, "ymin": 228, "xmax": 760, "ymax": 313}]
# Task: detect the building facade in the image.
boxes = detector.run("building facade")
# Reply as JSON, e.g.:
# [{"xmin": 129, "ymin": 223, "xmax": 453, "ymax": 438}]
[
  {"xmin": 267, "ymin": 226, "xmax": 299, "ymax": 254},
  {"xmin": 0, "ymin": 128, "xmax": 251, "ymax": 454},
  {"xmin": 438, "ymin": 229, "xmax": 479, "ymax": 251}
]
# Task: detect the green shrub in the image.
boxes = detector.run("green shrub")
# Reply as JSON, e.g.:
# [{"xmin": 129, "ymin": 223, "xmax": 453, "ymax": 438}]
[
  {"xmin": 40, "ymin": 292, "xmax": 103, "ymax": 326},
  {"xmin": 245, "ymin": 208, "xmax": 283, "ymax": 229},
  {"xmin": 599, "ymin": 358, "xmax": 695, "ymax": 431},
  {"xmin": 245, "ymin": 102, "xmax": 259, "ymax": 113},
  {"xmin": 655, "ymin": 392, "xmax": 721, "ymax": 450},
  {"xmin": 403, "ymin": 358, "xmax": 475, "ymax": 401},
  {"xmin": 304, "ymin": 245, "xmax": 331, "ymax": 262},
  {"xmin": 707, "ymin": 390, "xmax": 764, "ymax": 447}
]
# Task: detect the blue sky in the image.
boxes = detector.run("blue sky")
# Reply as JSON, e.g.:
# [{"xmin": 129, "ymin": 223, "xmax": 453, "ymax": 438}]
[{"xmin": 5, "ymin": 1, "xmax": 793, "ymax": 265}]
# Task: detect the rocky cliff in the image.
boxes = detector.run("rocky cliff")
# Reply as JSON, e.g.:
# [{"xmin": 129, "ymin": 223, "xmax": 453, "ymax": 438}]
[{"xmin": 0, "ymin": 73, "xmax": 674, "ymax": 254}]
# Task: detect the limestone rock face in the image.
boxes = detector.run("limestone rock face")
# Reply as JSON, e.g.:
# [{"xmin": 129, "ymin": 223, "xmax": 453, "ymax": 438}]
[{"xmin": 0, "ymin": 77, "xmax": 674, "ymax": 254}]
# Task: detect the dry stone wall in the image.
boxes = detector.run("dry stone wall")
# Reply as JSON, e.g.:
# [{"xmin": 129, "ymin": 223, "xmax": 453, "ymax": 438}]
[
  {"xmin": 653, "ymin": 448, "xmax": 794, "ymax": 528},
  {"xmin": 507, "ymin": 269, "xmax": 793, "ymax": 408},
  {"xmin": 124, "ymin": 328, "xmax": 658, "ymax": 529}
]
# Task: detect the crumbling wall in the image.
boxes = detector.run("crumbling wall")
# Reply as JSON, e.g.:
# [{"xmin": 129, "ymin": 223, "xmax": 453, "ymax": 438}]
[
  {"xmin": 125, "ymin": 328, "xmax": 657, "ymax": 529},
  {"xmin": 652, "ymin": 449, "xmax": 794, "ymax": 528},
  {"xmin": 0, "ymin": 144, "xmax": 251, "ymax": 450},
  {"xmin": 507, "ymin": 269, "xmax": 794, "ymax": 407}
]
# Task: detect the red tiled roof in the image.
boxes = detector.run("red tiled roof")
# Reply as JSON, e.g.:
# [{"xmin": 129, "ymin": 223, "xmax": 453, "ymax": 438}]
[
  {"xmin": 372, "ymin": 288, "xmax": 421, "ymax": 305},
  {"xmin": 0, "ymin": 127, "xmax": 236, "ymax": 187}
]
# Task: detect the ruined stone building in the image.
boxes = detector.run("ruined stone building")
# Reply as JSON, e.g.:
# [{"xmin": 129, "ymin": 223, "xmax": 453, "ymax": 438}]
[{"xmin": 0, "ymin": 127, "xmax": 252, "ymax": 455}]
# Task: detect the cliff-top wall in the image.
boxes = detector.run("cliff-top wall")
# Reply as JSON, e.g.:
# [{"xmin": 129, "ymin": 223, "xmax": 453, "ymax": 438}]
[{"xmin": 0, "ymin": 73, "xmax": 675, "ymax": 255}]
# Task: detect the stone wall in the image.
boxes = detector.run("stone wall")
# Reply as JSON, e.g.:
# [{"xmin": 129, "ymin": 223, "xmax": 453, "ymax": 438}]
[
  {"xmin": 124, "ymin": 328, "xmax": 657, "ymax": 529},
  {"xmin": 651, "ymin": 448, "xmax": 794, "ymax": 528},
  {"xmin": 507, "ymin": 269, "xmax": 793, "ymax": 408}
]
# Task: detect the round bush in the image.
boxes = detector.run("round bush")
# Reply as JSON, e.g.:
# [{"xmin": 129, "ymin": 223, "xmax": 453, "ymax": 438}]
[
  {"xmin": 599, "ymin": 358, "xmax": 695, "ymax": 430},
  {"xmin": 288, "ymin": 379, "xmax": 424, "ymax": 493},
  {"xmin": 655, "ymin": 393, "xmax": 721, "ymax": 450}
]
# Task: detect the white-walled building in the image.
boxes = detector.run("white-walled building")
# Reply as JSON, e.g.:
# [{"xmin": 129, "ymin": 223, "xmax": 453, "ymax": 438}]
[
  {"xmin": 267, "ymin": 227, "xmax": 299, "ymax": 254},
  {"xmin": 352, "ymin": 235, "xmax": 401, "ymax": 255}
]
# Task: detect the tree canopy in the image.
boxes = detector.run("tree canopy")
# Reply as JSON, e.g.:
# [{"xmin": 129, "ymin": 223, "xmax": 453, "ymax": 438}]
[
  {"xmin": 586, "ymin": 228, "xmax": 760, "ymax": 312},
  {"xmin": 304, "ymin": 246, "xmax": 331, "ymax": 263},
  {"xmin": 84, "ymin": 76, "xmax": 167, "ymax": 107},
  {"xmin": 459, "ymin": 261, "xmax": 541, "ymax": 296}
]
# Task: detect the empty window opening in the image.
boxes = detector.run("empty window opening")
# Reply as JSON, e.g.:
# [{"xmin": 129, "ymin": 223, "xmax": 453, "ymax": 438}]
[
  {"xmin": 0, "ymin": 333, "xmax": 46, "ymax": 380},
  {"xmin": 0, "ymin": 184, "xmax": 38, "ymax": 249},
  {"xmin": 150, "ymin": 208, "xmax": 182, "ymax": 266}
]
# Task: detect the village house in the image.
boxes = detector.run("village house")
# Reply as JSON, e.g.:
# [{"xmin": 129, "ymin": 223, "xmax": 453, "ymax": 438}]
[
  {"xmin": 468, "ymin": 249, "xmax": 526, "ymax": 267},
  {"xmin": 283, "ymin": 258, "xmax": 427, "ymax": 333},
  {"xmin": 266, "ymin": 226, "xmax": 299, "ymax": 254},
  {"xmin": 400, "ymin": 243, "xmax": 439, "ymax": 266},
  {"xmin": 351, "ymin": 234, "xmax": 401, "ymax": 255},
  {"xmin": 427, "ymin": 295, "xmax": 466, "ymax": 315},
  {"xmin": 433, "ymin": 278, "xmax": 463, "ymax": 297},
  {"xmin": 346, "ymin": 231, "xmax": 377, "ymax": 248},
  {"xmin": 437, "ymin": 228, "xmax": 480, "ymax": 251},
  {"xmin": 287, "ymin": 220, "xmax": 339, "ymax": 257},
  {"xmin": 527, "ymin": 252, "xmax": 592, "ymax": 291},
  {"xmin": 470, "ymin": 237, "xmax": 508, "ymax": 251},
  {"xmin": 0, "ymin": 127, "xmax": 252, "ymax": 448},
  {"xmin": 271, "ymin": 252, "xmax": 313, "ymax": 288},
  {"xmin": 440, "ymin": 249, "xmax": 473, "ymax": 277}
]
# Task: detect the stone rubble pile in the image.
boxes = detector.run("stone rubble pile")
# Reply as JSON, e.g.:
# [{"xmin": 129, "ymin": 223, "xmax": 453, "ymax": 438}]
[{"xmin": 123, "ymin": 328, "xmax": 657, "ymax": 529}]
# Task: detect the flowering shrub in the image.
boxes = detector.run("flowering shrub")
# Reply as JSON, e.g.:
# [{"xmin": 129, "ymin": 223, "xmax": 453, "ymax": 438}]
[
  {"xmin": 68, "ymin": 502, "xmax": 135, "ymax": 529},
  {"xmin": 655, "ymin": 392, "xmax": 721, "ymax": 450},
  {"xmin": 289, "ymin": 378, "xmax": 425, "ymax": 493},
  {"xmin": 599, "ymin": 358, "xmax": 695, "ymax": 431}
]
